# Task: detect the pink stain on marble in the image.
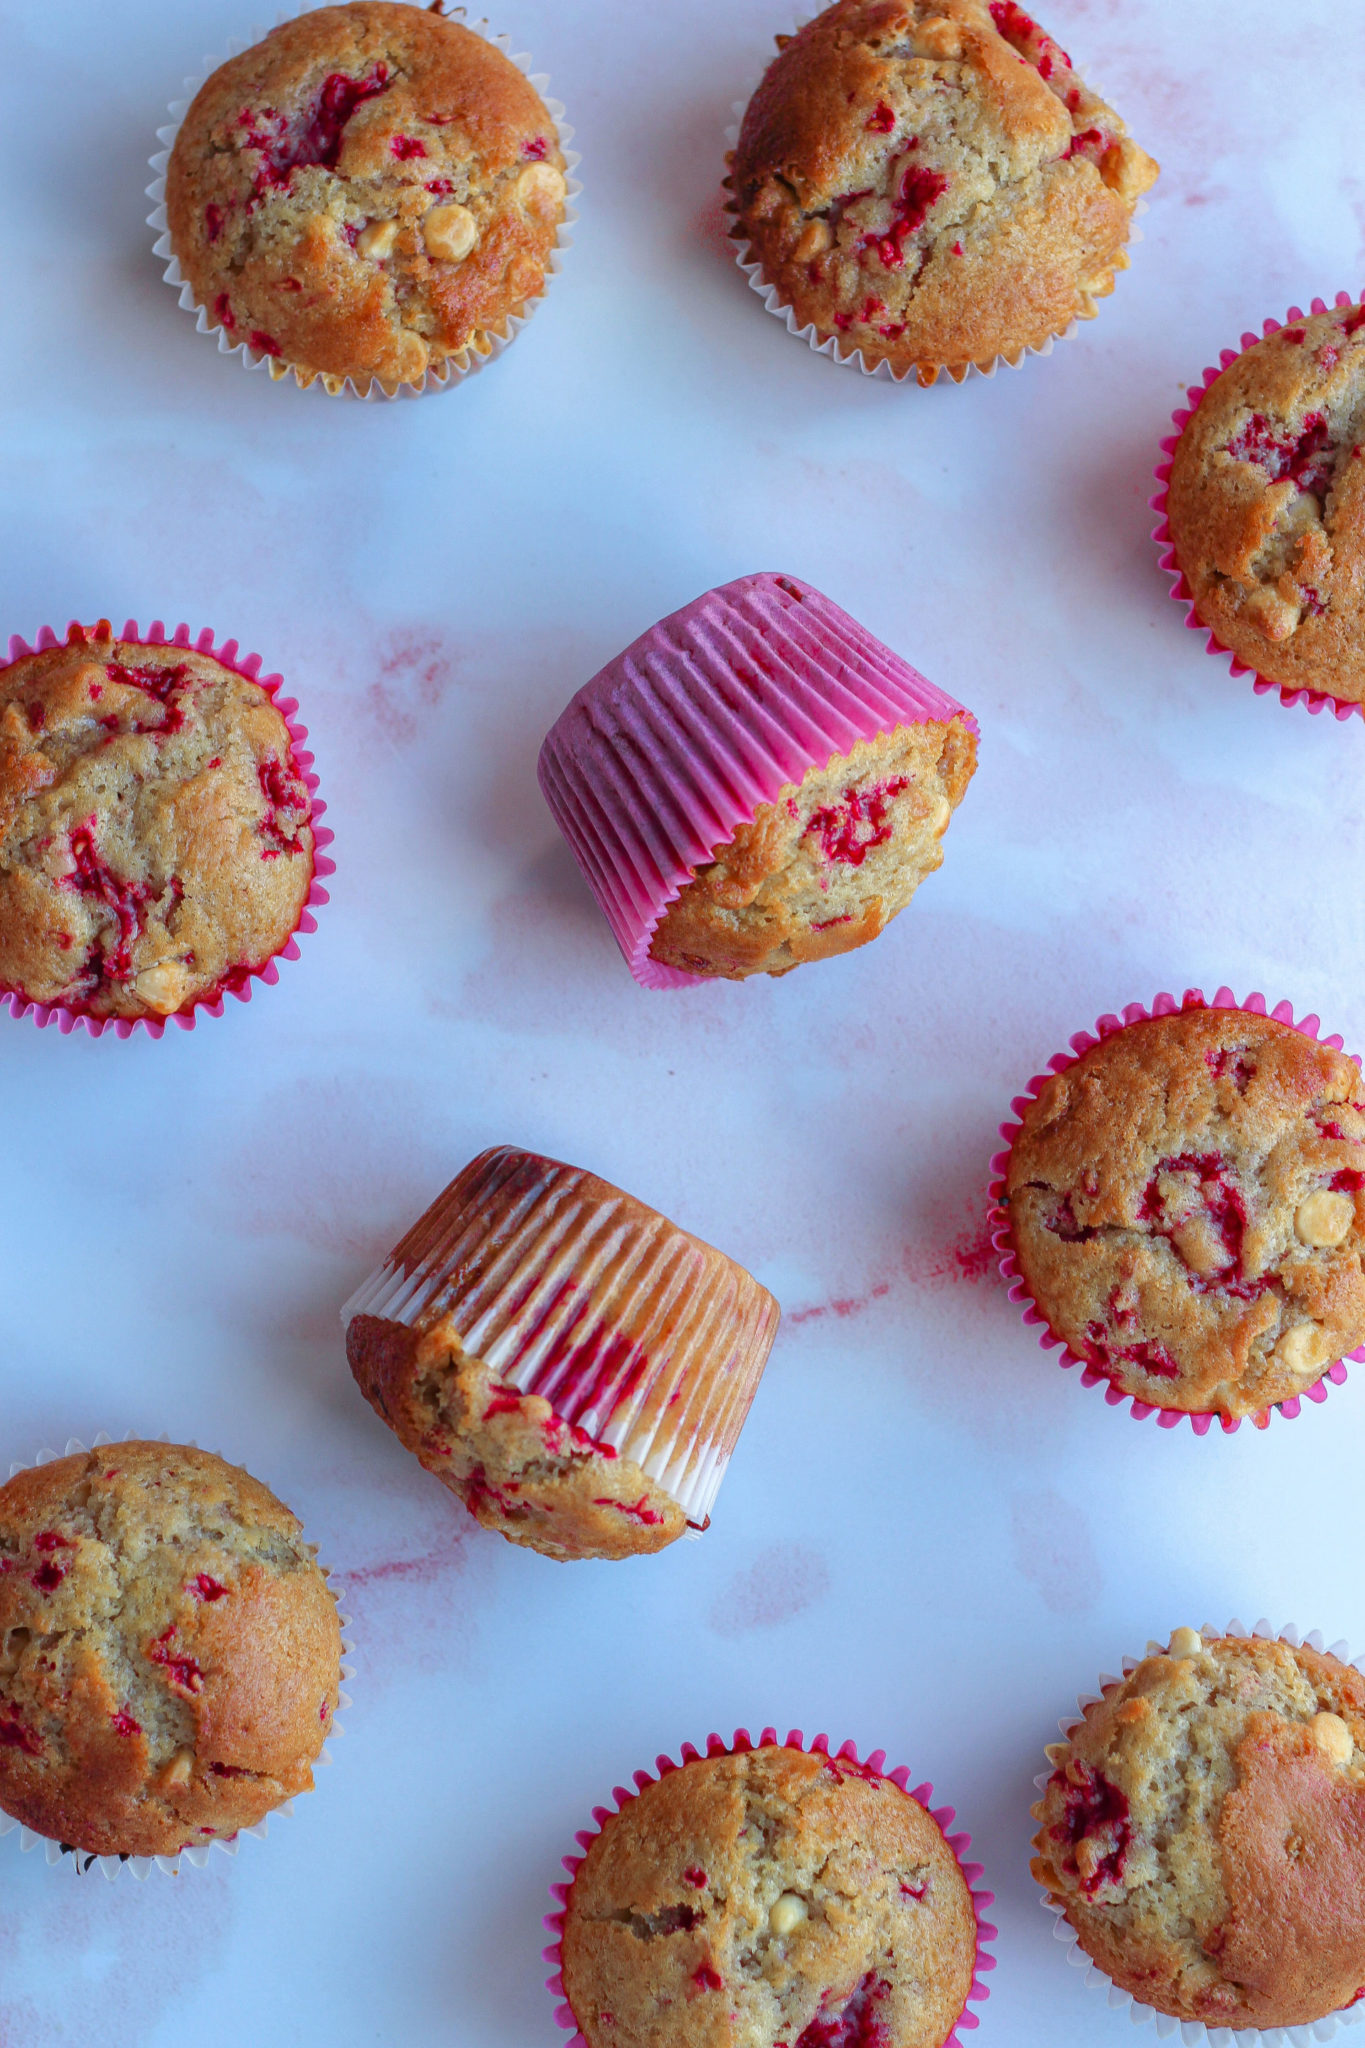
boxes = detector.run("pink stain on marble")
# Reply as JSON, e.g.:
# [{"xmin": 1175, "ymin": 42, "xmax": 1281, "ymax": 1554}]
[
  {"xmin": 788, "ymin": 1283, "xmax": 891, "ymax": 1328},
  {"xmin": 1009, "ymin": 1489, "xmax": 1103, "ymax": 1615},
  {"xmin": 708, "ymin": 1543, "xmax": 831, "ymax": 1638},
  {"xmin": 902, "ymin": 1206, "xmax": 1000, "ymax": 1289},
  {"xmin": 362, "ymin": 627, "xmax": 460, "ymax": 745}
]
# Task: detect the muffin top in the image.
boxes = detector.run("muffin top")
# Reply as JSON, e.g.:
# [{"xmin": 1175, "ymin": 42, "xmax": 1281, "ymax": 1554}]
[
  {"xmin": 0, "ymin": 629, "xmax": 315, "ymax": 1021},
  {"xmin": 1002, "ymin": 1005, "xmax": 1365, "ymax": 1418},
  {"xmin": 1165, "ymin": 303, "xmax": 1365, "ymax": 703},
  {"xmin": 0, "ymin": 1443, "xmax": 341, "ymax": 1859},
  {"xmin": 1034, "ymin": 1630, "xmax": 1365, "ymax": 2031},
  {"xmin": 648, "ymin": 719, "xmax": 977, "ymax": 980},
  {"xmin": 729, "ymin": 0, "xmax": 1157, "ymax": 381},
  {"xmin": 165, "ymin": 1, "xmax": 568, "ymax": 391},
  {"xmin": 561, "ymin": 1743, "xmax": 978, "ymax": 2048}
]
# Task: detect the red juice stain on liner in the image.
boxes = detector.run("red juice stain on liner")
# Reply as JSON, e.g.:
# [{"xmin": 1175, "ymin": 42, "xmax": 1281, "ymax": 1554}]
[
  {"xmin": 1049, "ymin": 1759, "xmax": 1131, "ymax": 1896},
  {"xmin": 504, "ymin": 1276, "xmax": 653, "ymax": 1430}
]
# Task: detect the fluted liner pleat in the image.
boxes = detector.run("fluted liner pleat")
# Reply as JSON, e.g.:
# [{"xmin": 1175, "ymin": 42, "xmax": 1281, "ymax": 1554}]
[
  {"xmin": 537, "ymin": 571, "xmax": 977, "ymax": 989},
  {"xmin": 342, "ymin": 1147, "xmax": 780, "ymax": 1527}
]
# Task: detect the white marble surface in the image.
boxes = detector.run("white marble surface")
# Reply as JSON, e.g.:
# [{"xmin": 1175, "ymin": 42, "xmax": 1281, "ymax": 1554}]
[{"xmin": 3, "ymin": 0, "xmax": 1365, "ymax": 2040}]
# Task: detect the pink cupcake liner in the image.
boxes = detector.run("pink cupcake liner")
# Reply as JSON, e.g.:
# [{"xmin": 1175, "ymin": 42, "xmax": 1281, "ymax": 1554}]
[
  {"xmin": 544, "ymin": 1726, "xmax": 997, "ymax": 2046},
  {"xmin": 1152, "ymin": 291, "xmax": 1365, "ymax": 723},
  {"xmin": 0, "ymin": 1431, "xmax": 355, "ymax": 1882},
  {"xmin": 0, "ymin": 618, "xmax": 334, "ymax": 1040},
  {"xmin": 1034, "ymin": 1620, "xmax": 1365, "ymax": 2045},
  {"xmin": 988, "ymin": 986, "xmax": 1365, "ymax": 1436},
  {"xmin": 537, "ymin": 571, "xmax": 977, "ymax": 990}
]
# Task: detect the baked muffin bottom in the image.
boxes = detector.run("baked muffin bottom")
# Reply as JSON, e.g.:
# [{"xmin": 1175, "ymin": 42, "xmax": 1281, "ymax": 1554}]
[
  {"xmin": 649, "ymin": 718, "xmax": 976, "ymax": 980},
  {"xmin": 1034, "ymin": 1633, "xmax": 1365, "ymax": 2030},
  {"xmin": 1166, "ymin": 302, "xmax": 1365, "ymax": 703},
  {"xmin": 347, "ymin": 1313, "xmax": 686, "ymax": 1561},
  {"xmin": 562, "ymin": 1744, "xmax": 977, "ymax": 2048}
]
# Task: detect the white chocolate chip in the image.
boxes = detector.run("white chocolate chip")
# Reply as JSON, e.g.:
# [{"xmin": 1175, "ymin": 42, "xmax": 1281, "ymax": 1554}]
[
  {"xmin": 515, "ymin": 162, "xmax": 566, "ymax": 218},
  {"xmin": 134, "ymin": 962, "xmax": 192, "ymax": 1016},
  {"xmin": 769, "ymin": 1893, "xmax": 808, "ymax": 1937},
  {"xmin": 1274, "ymin": 1322, "xmax": 1329, "ymax": 1379},
  {"xmin": 794, "ymin": 219, "xmax": 833, "ymax": 262},
  {"xmin": 357, "ymin": 218, "xmax": 400, "ymax": 260},
  {"xmin": 1168, "ymin": 1627, "xmax": 1203, "ymax": 1660},
  {"xmin": 1312, "ymin": 1712, "xmax": 1354, "ymax": 1768},
  {"xmin": 1244, "ymin": 583, "xmax": 1303, "ymax": 643},
  {"xmin": 1296, "ymin": 1189, "xmax": 1355, "ymax": 1249},
  {"xmin": 163, "ymin": 1746, "xmax": 194, "ymax": 1786},
  {"xmin": 422, "ymin": 202, "xmax": 478, "ymax": 263},
  {"xmin": 1171, "ymin": 1215, "xmax": 1230, "ymax": 1278}
]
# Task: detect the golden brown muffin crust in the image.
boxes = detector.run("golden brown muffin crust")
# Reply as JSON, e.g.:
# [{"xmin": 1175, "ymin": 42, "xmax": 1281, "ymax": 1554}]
[
  {"xmin": 1003, "ymin": 1006, "xmax": 1365, "ymax": 1418},
  {"xmin": 0, "ymin": 630, "xmax": 315, "ymax": 1021},
  {"xmin": 562, "ymin": 1745, "xmax": 977, "ymax": 2048},
  {"xmin": 0, "ymin": 1443, "xmax": 341, "ymax": 1859},
  {"xmin": 1033, "ymin": 1633, "xmax": 1365, "ymax": 2030},
  {"xmin": 165, "ymin": 1, "xmax": 567, "ymax": 389},
  {"xmin": 1165, "ymin": 303, "xmax": 1365, "ymax": 703},
  {"xmin": 649, "ymin": 718, "xmax": 976, "ymax": 980},
  {"xmin": 730, "ymin": 0, "xmax": 1156, "ymax": 382}
]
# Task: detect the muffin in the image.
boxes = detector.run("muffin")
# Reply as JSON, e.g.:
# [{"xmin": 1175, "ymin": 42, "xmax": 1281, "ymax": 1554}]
[
  {"xmin": 537, "ymin": 572, "xmax": 978, "ymax": 987},
  {"xmin": 1033, "ymin": 1627, "xmax": 1365, "ymax": 2032},
  {"xmin": 555, "ymin": 1738, "xmax": 983, "ymax": 2048},
  {"xmin": 0, "ymin": 624, "xmax": 316, "ymax": 1024},
  {"xmin": 163, "ymin": 1, "xmax": 569, "ymax": 393},
  {"xmin": 0, "ymin": 1442, "xmax": 341, "ymax": 1860},
  {"xmin": 344, "ymin": 1145, "xmax": 780, "ymax": 1561},
  {"xmin": 728, "ymin": 0, "xmax": 1157, "ymax": 383},
  {"xmin": 1163, "ymin": 302, "xmax": 1365, "ymax": 705},
  {"xmin": 997, "ymin": 1001, "xmax": 1365, "ymax": 1422}
]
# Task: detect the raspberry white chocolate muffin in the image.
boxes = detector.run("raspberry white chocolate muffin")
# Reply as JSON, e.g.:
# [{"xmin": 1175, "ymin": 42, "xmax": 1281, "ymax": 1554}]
[
  {"xmin": 1000, "ymin": 1004, "xmax": 1365, "ymax": 1420},
  {"xmin": 344, "ymin": 1146, "xmax": 780, "ymax": 1562},
  {"xmin": 0, "ymin": 626, "xmax": 316, "ymax": 1024},
  {"xmin": 559, "ymin": 1742, "xmax": 980, "ymax": 2048},
  {"xmin": 728, "ymin": 0, "xmax": 1157, "ymax": 383},
  {"xmin": 0, "ymin": 1443, "xmax": 341, "ymax": 1860},
  {"xmin": 1033, "ymin": 1629, "xmax": 1365, "ymax": 2031},
  {"xmin": 1164, "ymin": 304, "xmax": 1365, "ymax": 703},
  {"xmin": 538, "ymin": 572, "xmax": 978, "ymax": 988},
  {"xmin": 164, "ymin": 1, "xmax": 568, "ymax": 392}
]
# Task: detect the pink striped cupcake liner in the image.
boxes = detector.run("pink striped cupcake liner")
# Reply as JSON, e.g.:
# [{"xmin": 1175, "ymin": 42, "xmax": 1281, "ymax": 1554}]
[
  {"xmin": 1033, "ymin": 1620, "xmax": 1365, "ymax": 2045},
  {"xmin": 0, "ymin": 618, "xmax": 333, "ymax": 1039},
  {"xmin": 537, "ymin": 571, "xmax": 977, "ymax": 990},
  {"xmin": 988, "ymin": 987, "xmax": 1365, "ymax": 1435},
  {"xmin": 1152, "ymin": 291, "xmax": 1365, "ymax": 723},
  {"xmin": 544, "ymin": 1727, "xmax": 997, "ymax": 2046}
]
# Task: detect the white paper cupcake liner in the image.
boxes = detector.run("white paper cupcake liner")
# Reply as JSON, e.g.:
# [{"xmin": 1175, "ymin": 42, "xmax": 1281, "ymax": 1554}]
[
  {"xmin": 722, "ymin": 6, "xmax": 1146, "ymax": 385},
  {"xmin": 343, "ymin": 1147, "xmax": 780, "ymax": 1532},
  {"xmin": 146, "ymin": 2, "xmax": 581, "ymax": 400},
  {"xmin": 0, "ymin": 1432, "xmax": 355, "ymax": 1882},
  {"xmin": 1035, "ymin": 1620, "xmax": 1365, "ymax": 2047}
]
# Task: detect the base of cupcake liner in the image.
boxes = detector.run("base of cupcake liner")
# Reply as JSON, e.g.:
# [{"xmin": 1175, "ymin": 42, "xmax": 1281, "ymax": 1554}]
[
  {"xmin": 720, "ymin": 7, "xmax": 1147, "ymax": 387},
  {"xmin": 146, "ymin": 4, "xmax": 580, "ymax": 402},
  {"xmin": 1151, "ymin": 292, "xmax": 1365, "ymax": 723},
  {"xmin": 988, "ymin": 986, "xmax": 1364, "ymax": 1435},
  {"xmin": 543, "ymin": 1726, "xmax": 997, "ymax": 2047},
  {"xmin": 0, "ymin": 618, "xmax": 333, "ymax": 1039},
  {"xmin": 1034, "ymin": 1620, "xmax": 1365, "ymax": 2048},
  {"xmin": 0, "ymin": 1432, "xmax": 355, "ymax": 1881}
]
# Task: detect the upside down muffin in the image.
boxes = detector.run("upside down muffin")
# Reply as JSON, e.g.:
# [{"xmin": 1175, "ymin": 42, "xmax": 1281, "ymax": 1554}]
[
  {"xmin": 0, "ymin": 627, "xmax": 315, "ymax": 1023},
  {"xmin": 537, "ymin": 572, "xmax": 978, "ymax": 987},
  {"xmin": 344, "ymin": 1146, "xmax": 780, "ymax": 1561},
  {"xmin": 1000, "ymin": 1003, "xmax": 1365, "ymax": 1419},
  {"xmin": 164, "ymin": 1, "xmax": 568, "ymax": 391},
  {"xmin": 559, "ymin": 1741, "xmax": 980, "ymax": 2048},
  {"xmin": 0, "ymin": 1443, "xmax": 341, "ymax": 1859},
  {"xmin": 728, "ymin": 0, "xmax": 1157, "ymax": 383},
  {"xmin": 1164, "ymin": 302, "xmax": 1365, "ymax": 703},
  {"xmin": 1034, "ymin": 1629, "xmax": 1365, "ymax": 2031}
]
